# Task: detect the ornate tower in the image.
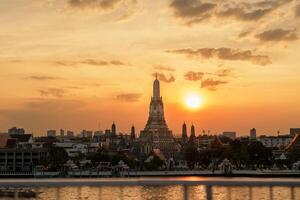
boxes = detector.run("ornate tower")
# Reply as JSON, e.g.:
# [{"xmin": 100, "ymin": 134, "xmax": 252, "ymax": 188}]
[
  {"xmin": 130, "ymin": 125, "xmax": 136, "ymax": 140},
  {"xmin": 111, "ymin": 122, "xmax": 116, "ymax": 137},
  {"xmin": 182, "ymin": 122, "xmax": 188, "ymax": 143},
  {"xmin": 140, "ymin": 76, "xmax": 175, "ymax": 156},
  {"xmin": 190, "ymin": 124, "xmax": 196, "ymax": 142},
  {"xmin": 145, "ymin": 75, "xmax": 167, "ymax": 129}
]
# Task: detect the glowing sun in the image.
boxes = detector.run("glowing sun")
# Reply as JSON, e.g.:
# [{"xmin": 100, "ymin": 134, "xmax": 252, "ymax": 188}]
[{"xmin": 184, "ymin": 93, "xmax": 204, "ymax": 109}]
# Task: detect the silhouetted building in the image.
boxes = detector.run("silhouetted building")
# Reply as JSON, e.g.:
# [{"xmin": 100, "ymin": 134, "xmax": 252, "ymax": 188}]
[
  {"xmin": 0, "ymin": 148, "xmax": 49, "ymax": 172},
  {"xmin": 47, "ymin": 130, "xmax": 56, "ymax": 137},
  {"xmin": 130, "ymin": 125, "xmax": 136, "ymax": 140},
  {"xmin": 8, "ymin": 127, "xmax": 25, "ymax": 135},
  {"xmin": 223, "ymin": 132, "xmax": 236, "ymax": 140},
  {"xmin": 250, "ymin": 128, "xmax": 256, "ymax": 140},
  {"xmin": 140, "ymin": 76, "xmax": 175, "ymax": 156},
  {"xmin": 67, "ymin": 130, "xmax": 74, "ymax": 137},
  {"xmin": 111, "ymin": 122, "xmax": 116, "ymax": 137},
  {"xmin": 189, "ymin": 124, "xmax": 196, "ymax": 142},
  {"xmin": 259, "ymin": 135, "xmax": 291, "ymax": 149},
  {"xmin": 60, "ymin": 129, "xmax": 64, "ymax": 137},
  {"xmin": 182, "ymin": 122, "xmax": 188, "ymax": 144}
]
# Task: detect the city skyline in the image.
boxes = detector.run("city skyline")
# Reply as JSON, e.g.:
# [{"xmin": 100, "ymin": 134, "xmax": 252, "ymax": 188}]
[{"xmin": 1, "ymin": 0, "xmax": 300, "ymax": 135}]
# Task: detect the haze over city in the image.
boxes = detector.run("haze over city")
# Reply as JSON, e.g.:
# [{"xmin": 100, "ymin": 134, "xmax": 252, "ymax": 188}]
[{"xmin": 1, "ymin": 0, "xmax": 300, "ymax": 136}]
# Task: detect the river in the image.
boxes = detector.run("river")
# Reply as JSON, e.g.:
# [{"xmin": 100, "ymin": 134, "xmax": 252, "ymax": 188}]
[{"xmin": 0, "ymin": 177, "xmax": 300, "ymax": 200}]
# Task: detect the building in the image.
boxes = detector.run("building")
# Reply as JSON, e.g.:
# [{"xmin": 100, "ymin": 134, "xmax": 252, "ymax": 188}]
[
  {"xmin": 79, "ymin": 130, "xmax": 93, "ymax": 138},
  {"xmin": 8, "ymin": 127, "xmax": 25, "ymax": 135},
  {"xmin": 290, "ymin": 128, "xmax": 300, "ymax": 137},
  {"xmin": 0, "ymin": 148, "xmax": 49, "ymax": 172},
  {"xmin": 190, "ymin": 124, "xmax": 196, "ymax": 142},
  {"xmin": 67, "ymin": 130, "xmax": 74, "ymax": 138},
  {"xmin": 60, "ymin": 129, "xmax": 64, "ymax": 137},
  {"xmin": 130, "ymin": 125, "xmax": 136, "ymax": 140},
  {"xmin": 197, "ymin": 135, "xmax": 217, "ymax": 149},
  {"xmin": 181, "ymin": 122, "xmax": 188, "ymax": 144},
  {"xmin": 250, "ymin": 128, "xmax": 256, "ymax": 140},
  {"xmin": 222, "ymin": 132, "xmax": 236, "ymax": 140},
  {"xmin": 111, "ymin": 122, "xmax": 116, "ymax": 137},
  {"xmin": 259, "ymin": 135, "xmax": 291, "ymax": 149},
  {"xmin": 139, "ymin": 76, "xmax": 176, "ymax": 156},
  {"xmin": 47, "ymin": 130, "xmax": 56, "ymax": 137}
]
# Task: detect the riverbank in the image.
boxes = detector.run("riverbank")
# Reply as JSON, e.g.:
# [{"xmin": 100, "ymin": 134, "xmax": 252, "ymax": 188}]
[{"xmin": 0, "ymin": 170, "xmax": 299, "ymax": 178}]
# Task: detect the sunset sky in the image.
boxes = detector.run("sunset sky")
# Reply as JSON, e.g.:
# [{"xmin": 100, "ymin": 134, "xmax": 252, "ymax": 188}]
[{"xmin": 1, "ymin": 0, "xmax": 300, "ymax": 136}]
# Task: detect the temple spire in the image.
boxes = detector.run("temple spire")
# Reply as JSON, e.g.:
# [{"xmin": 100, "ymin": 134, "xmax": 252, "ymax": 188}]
[{"xmin": 153, "ymin": 74, "xmax": 160, "ymax": 98}]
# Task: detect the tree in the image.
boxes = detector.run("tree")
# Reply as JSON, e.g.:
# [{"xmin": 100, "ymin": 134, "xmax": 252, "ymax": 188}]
[
  {"xmin": 48, "ymin": 147, "xmax": 68, "ymax": 169},
  {"xmin": 184, "ymin": 142, "xmax": 199, "ymax": 169},
  {"xmin": 145, "ymin": 155, "xmax": 165, "ymax": 171}
]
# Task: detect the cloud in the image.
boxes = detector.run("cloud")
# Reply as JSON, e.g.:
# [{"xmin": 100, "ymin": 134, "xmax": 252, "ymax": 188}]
[
  {"xmin": 27, "ymin": 76, "xmax": 61, "ymax": 81},
  {"xmin": 256, "ymin": 28, "xmax": 298, "ymax": 42},
  {"xmin": 152, "ymin": 73, "xmax": 175, "ymax": 83},
  {"xmin": 169, "ymin": 0, "xmax": 292, "ymax": 25},
  {"xmin": 39, "ymin": 88, "xmax": 67, "ymax": 98},
  {"xmin": 216, "ymin": 68, "xmax": 232, "ymax": 77},
  {"xmin": 55, "ymin": 59, "xmax": 127, "ymax": 67},
  {"xmin": 296, "ymin": 4, "xmax": 300, "ymax": 17},
  {"xmin": 184, "ymin": 71, "xmax": 204, "ymax": 81},
  {"xmin": 201, "ymin": 78, "xmax": 228, "ymax": 91},
  {"xmin": 170, "ymin": 0, "xmax": 216, "ymax": 24},
  {"xmin": 69, "ymin": 0, "xmax": 123, "ymax": 10},
  {"xmin": 154, "ymin": 65, "xmax": 176, "ymax": 72},
  {"xmin": 66, "ymin": 0, "xmax": 139, "ymax": 21},
  {"xmin": 116, "ymin": 93, "xmax": 142, "ymax": 102},
  {"xmin": 167, "ymin": 48, "xmax": 271, "ymax": 66}
]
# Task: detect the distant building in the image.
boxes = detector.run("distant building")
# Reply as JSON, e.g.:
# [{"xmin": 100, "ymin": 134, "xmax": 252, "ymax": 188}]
[
  {"xmin": 8, "ymin": 127, "xmax": 25, "ymax": 135},
  {"xmin": 250, "ymin": 128, "xmax": 256, "ymax": 140},
  {"xmin": 189, "ymin": 124, "xmax": 196, "ymax": 142},
  {"xmin": 66, "ymin": 130, "xmax": 74, "ymax": 137},
  {"xmin": 130, "ymin": 125, "xmax": 136, "ymax": 140},
  {"xmin": 80, "ymin": 130, "xmax": 93, "ymax": 138},
  {"xmin": 197, "ymin": 135, "xmax": 218, "ymax": 149},
  {"xmin": 0, "ymin": 148, "xmax": 49, "ymax": 172},
  {"xmin": 47, "ymin": 130, "xmax": 56, "ymax": 137},
  {"xmin": 182, "ymin": 122, "xmax": 188, "ymax": 144},
  {"xmin": 94, "ymin": 131, "xmax": 103, "ymax": 137},
  {"xmin": 290, "ymin": 128, "xmax": 300, "ymax": 137},
  {"xmin": 60, "ymin": 129, "xmax": 64, "ymax": 137},
  {"xmin": 222, "ymin": 132, "xmax": 236, "ymax": 140},
  {"xmin": 111, "ymin": 122, "xmax": 116, "ymax": 137},
  {"xmin": 259, "ymin": 135, "xmax": 291, "ymax": 149}
]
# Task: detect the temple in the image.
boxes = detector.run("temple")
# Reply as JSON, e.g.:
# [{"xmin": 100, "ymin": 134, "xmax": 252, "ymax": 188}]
[{"xmin": 140, "ymin": 76, "xmax": 176, "ymax": 156}]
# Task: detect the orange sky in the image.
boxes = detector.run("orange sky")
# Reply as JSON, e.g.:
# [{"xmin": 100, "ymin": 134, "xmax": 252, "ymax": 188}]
[{"xmin": 1, "ymin": 0, "xmax": 300, "ymax": 136}]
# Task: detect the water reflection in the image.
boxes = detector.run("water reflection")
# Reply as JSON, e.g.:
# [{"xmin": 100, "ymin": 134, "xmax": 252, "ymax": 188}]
[{"xmin": 1, "ymin": 185, "xmax": 300, "ymax": 200}]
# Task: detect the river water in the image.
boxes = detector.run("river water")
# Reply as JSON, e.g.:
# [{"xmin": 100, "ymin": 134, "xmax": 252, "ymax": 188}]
[{"xmin": 1, "ymin": 177, "xmax": 300, "ymax": 200}]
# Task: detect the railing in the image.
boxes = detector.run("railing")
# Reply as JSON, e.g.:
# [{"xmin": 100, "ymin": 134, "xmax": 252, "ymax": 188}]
[{"xmin": 0, "ymin": 177, "xmax": 300, "ymax": 200}]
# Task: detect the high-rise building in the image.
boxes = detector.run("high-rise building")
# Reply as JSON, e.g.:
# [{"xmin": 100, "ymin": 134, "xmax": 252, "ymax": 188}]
[
  {"xmin": 182, "ymin": 122, "xmax": 188, "ymax": 143},
  {"xmin": 67, "ymin": 130, "xmax": 74, "ymax": 137},
  {"xmin": 250, "ymin": 128, "xmax": 256, "ymax": 140},
  {"xmin": 130, "ymin": 125, "xmax": 136, "ymax": 140},
  {"xmin": 60, "ymin": 129, "xmax": 64, "ymax": 137},
  {"xmin": 47, "ymin": 130, "xmax": 56, "ymax": 137},
  {"xmin": 140, "ymin": 76, "xmax": 175, "ymax": 156},
  {"xmin": 190, "ymin": 124, "xmax": 196, "ymax": 142},
  {"xmin": 223, "ymin": 132, "xmax": 236, "ymax": 140},
  {"xmin": 111, "ymin": 122, "xmax": 116, "ymax": 137},
  {"xmin": 8, "ymin": 127, "xmax": 25, "ymax": 135}
]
